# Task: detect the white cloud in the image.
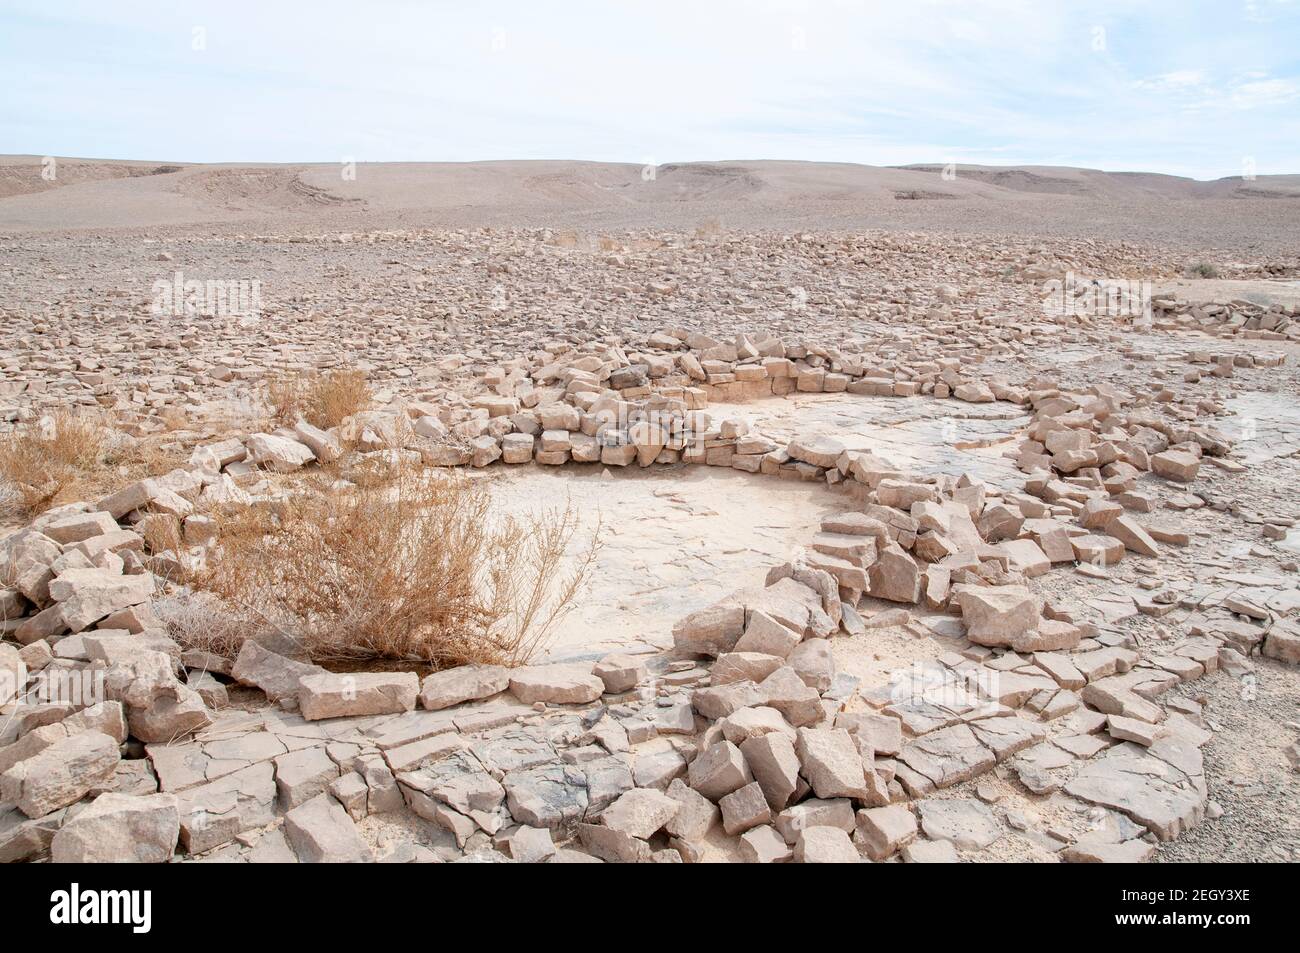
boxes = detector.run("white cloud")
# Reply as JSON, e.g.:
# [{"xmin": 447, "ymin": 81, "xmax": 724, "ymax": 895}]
[
  {"xmin": 1134, "ymin": 70, "xmax": 1208, "ymax": 92},
  {"xmin": 1228, "ymin": 78, "xmax": 1300, "ymax": 108}
]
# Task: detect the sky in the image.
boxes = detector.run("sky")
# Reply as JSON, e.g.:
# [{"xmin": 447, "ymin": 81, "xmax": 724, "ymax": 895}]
[{"xmin": 1, "ymin": 0, "xmax": 1298, "ymax": 179}]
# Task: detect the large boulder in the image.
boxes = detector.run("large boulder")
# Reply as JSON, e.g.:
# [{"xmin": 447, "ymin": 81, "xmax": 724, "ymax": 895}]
[
  {"xmin": 508, "ymin": 664, "xmax": 604, "ymax": 705},
  {"xmin": 47, "ymin": 568, "xmax": 154, "ymax": 632},
  {"xmin": 0, "ymin": 731, "xmax": 120, "ymax": 818},
  {"xmin": 419, "ymin": 664, "xmax": 510, "ymax": 710},
  {"xmin": 50, "ymin": 793, "xmax": 180, "ymax": 863},
  {"xmin": 955, "ymin": 585, "xmax": 1043, "ymax": 648},
  {"xmin": 283, "ymin": 793, "xmax": 373, "ymax": 862},
  {"xmin": 297, "ymin": 672, "xmax": 419, "ymax": 721},
  {"xmin": 246, "ymin": 433, "xmax": 315, "ymax": 472},
  {"xmin": 230, "ymin": 639, "xmax": 325, "ymax": 702}
]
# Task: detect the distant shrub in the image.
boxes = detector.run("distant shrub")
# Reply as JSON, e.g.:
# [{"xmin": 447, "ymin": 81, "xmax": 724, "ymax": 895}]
[{"xmin": 267, "ymin": 368, "xmax": 372, "ymax": 430}]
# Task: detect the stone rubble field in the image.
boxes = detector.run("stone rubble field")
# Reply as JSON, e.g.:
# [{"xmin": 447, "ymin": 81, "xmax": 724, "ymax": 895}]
[{"xmin": 2, "ymin": 224, "xmax": 1299, "ymax": 864}]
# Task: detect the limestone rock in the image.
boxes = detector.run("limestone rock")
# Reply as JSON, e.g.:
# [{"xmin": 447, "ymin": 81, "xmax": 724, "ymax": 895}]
[
  {"xmin": 283, "ymin": 793, "xmax": 373, "ymax": 862},
  {"xmin": 50, "ymin": 792, "xmax": 179, "ymax": 863},
  {"xmin": 857, "ymin": 804, "xmax": 917, "ymax": 860},
  {"xmin": 577, "ymin": 821, "xmax": 651, "ymax": 862},
  {"xmin": 47, "ymin": 568, "xmax": 154, "ymax": 632},
  {"xmin": 787, "ymin": 435, "xmax": 845, "ymax": 468},
  {"xmin": 1063, "ymin": 740, "xmax": 1206, "ymax": 841},
  {"xmin": 719, "ymin": 780, "xmax": 773, "ymax": 835},
  {"xmin": 687, "ymin": 741, "xmax": 752, "ymax": 802},
  {"xmin": 599, "ymin": 787, "xmax": 679, "ymax": 839},
  {"xmin": 664, "ymin": 778, "xmax": 719, "ymax": 841},
  {"xmin": 592, "ymin": 654, "xmax": 647, "ymax": 693},
  {"xmin": 1151, "ymin": 449, "xmax": 1199, "ymax": 482},
  {"xmin": 509, "ymin": 825, "xmax": 557, "ymax": 863},
  {"xmin": 672, "ymin": 600, "xmax": 745, "ymax": 657},
  {"xmin": 419, "ymin": 664, "xmax": 511, "ymax": 710},
  {"xmin": 297, "ymin": 671, "xmax": 419, "ymax": 721},
  {"xmin": 126, "ymin": 685, "xmax": 211, "ymax": 743},
  {"xmin": 740, "ymin": 732, "xmax": 801, "ymax": 811},
  {"xmin": 794, "ymin": 825, "xmax": 859, "ymax": 863},
  {"xmin": 956, "ymin": 585, "xmax": 1043, "ymax": 649},
  {"xmin": 275, "ymin": 746, "xmax": 341, "ymax": 809},
  {"xmin": 868, "ymin": 543, "xmax": 922, "ymax": 604},
  {"xmin": 230, "ymin": 639, "xmax": 323, "ymax": 702},
  {"xmin": 246, "ymin": 433, "xmax": 316, "ymax": 472},
  {"xmin": 918, "ymin": 797, "xmax": 1002, "ymax": 850},
  {"xmin": 1, "ymin": 731, "xmax": 120, "ymax": 818},
  {"xmin": 739, "ymin": 824, "xmax": 792, "ymax": 863},
  {"xmin": 795, "ymin": 728, "xmax": 869, "ymax": 801},
  {"xmin": 508, "ymin": 664, "xmax": 604, "ymax": 705}
]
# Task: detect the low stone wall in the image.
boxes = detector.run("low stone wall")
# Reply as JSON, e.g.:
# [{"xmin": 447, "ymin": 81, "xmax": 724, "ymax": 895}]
[{"xmin": 2, "ymin": 328, "xmax": 1296, "ymax": 863}]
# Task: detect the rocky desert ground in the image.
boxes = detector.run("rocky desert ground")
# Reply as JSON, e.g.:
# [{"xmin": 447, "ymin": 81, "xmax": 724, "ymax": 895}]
[{"xmin": 1, "ymin": 157, "xmax": 1298, "ymax": 864}]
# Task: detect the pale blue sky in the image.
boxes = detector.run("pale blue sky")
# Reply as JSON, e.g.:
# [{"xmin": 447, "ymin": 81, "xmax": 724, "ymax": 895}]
[{"xmin": 2, "ymin": 0, "xmax": 1298, "ymax": 179}]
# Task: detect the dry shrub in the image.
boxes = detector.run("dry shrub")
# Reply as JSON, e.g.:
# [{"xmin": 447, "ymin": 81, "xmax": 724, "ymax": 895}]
[
  {"xmin": 694, "ymin": 218, "xmax": 723, "ymax": 240},
  {"xmin": 0, "ymin": 410, "xmax": 109, "ymax": 518},
  {"xmin": 158, "ymin": 406, "xmax": 189, "ymax": 431},
  {"xmin": 266, "ymin": 373, "xmax": 305, "ymax": 427},
  {"xmin": 267, "ymin": 368, "xmax": 372, "ymax": 430},
  {"xmin": 151, "ymin": 590, "xmax": 251, "ymax": 661},
  {"xmin": 183, "ymin": 467, "xmax": 598, "ymax": 667},
  {"xmin": 138, "ymin": 512, "xmax": 185, "ymax": 561},
  {"xmin": 0, "ymin": 409, "xmax": 189, "ymax": 523}
]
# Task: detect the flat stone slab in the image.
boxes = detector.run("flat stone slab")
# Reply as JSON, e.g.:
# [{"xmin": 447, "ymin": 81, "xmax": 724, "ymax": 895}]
[
  {"xmin": 283, "ymin": 793, "xmax": 372, "ymax": 862},
  {"xmin": 419, "ymin": 664, "xmax": 510, "ymax": 710},
  {"xmin": 297, "ymin": 671, "xmax": 418, "ymax": 721},
  {"xmin": 917, "ymin": 798, "xmax": 1002, "ymax": 850},
  {"xmin": 898, "ymin": 723, "xmax": 996, "ymax": 789},
  {"xmin": 1064, "ymin": 739, "xmax": 1207, "ymax": 841},
  {"xmin": 508, "ymin": 664, "xmax": 604, "ymax": 705}
]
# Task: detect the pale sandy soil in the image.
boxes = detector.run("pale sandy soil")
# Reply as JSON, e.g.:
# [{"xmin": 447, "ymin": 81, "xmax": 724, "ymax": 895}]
[
  {"xmin": 3, "ymin": 156, "xmax": 1300, "ymax": 252},
  {"xmin": 482, "ymin": 464, "xmax": 844, "ymax": 658}
]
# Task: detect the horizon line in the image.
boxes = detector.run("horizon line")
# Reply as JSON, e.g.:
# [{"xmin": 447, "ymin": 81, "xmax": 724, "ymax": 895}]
[{"xmin": 5, "ymin": 154, "xmax": 1299, "ymax": 185}]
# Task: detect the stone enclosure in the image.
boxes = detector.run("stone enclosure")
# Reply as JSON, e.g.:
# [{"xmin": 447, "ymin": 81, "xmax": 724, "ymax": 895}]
[{"xmin": 3, "ymin": 284, "xmax": 1300, "ymax": 864}]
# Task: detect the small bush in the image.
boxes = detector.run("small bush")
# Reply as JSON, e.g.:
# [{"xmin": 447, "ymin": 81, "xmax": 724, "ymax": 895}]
[
  {"xmin": 267, "ymin": 368, "xmax": 372, "ymax": 430},
  {"xmin": 179, "ymin": 467, "xmax": 598, "ymax": 667},
  {"xmin": 266, "ymin": 373, "xmax": 306, "ymax": 427},
  {"xmin": 0, "ymin": 410, "xmax": 109, "ymax": 518},
  {"xmin": 151, "ymin": 590, "xmax": 250, "ymax": 661},
  {"xmin": 0, "ymin": 411, "xmax": 187, "ymax": 522},
  {"xmin": 1186, "ymin": 261, "xmax": 1220, "ymax": 279},
  {"xmin": 694, "ymin": 218, "xmax": 723, "ymax": 239}
]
